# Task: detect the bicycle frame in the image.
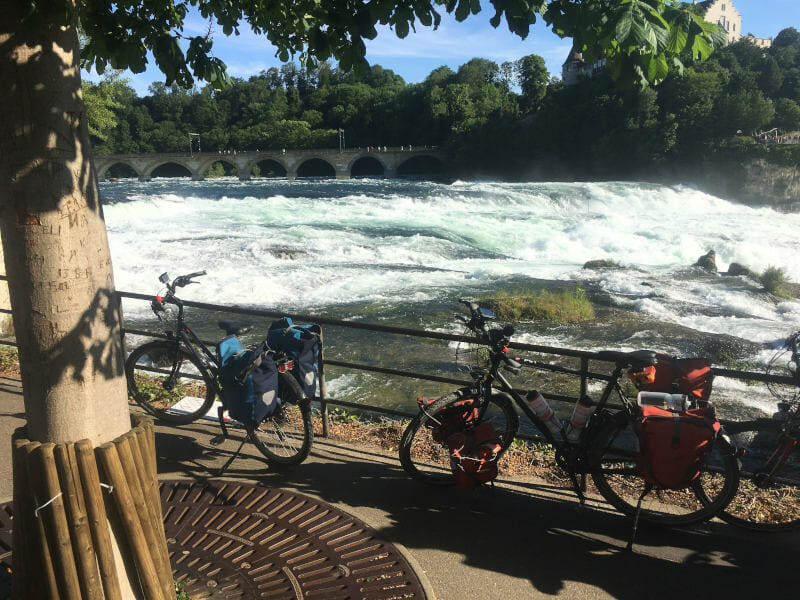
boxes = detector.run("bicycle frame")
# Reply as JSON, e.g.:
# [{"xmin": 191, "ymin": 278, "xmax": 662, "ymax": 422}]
[
  {"xmin": 161, "ymin": 300, "xmax": 222, "ymax": 397},
  {"xmin": 463, "ymin": 346, "xmax": 636, "ymax": 502}
]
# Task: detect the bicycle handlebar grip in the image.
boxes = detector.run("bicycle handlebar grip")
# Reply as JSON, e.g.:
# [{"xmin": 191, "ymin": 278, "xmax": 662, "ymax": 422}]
[{"xmin": 186, "ymin": 270, "xmax": 207, "ymax": 279}]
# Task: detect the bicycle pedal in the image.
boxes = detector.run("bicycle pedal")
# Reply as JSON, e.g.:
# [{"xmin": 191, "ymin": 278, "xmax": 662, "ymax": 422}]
[{"xmin": 209, "ymin": 434, "xmax": 225, "ymax": 446}]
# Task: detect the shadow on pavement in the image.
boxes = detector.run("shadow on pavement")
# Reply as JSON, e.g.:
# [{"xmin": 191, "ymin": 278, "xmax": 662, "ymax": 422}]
[{"xmin": 151, "ymin": 423, "xmax": 797, "ymax": 599}]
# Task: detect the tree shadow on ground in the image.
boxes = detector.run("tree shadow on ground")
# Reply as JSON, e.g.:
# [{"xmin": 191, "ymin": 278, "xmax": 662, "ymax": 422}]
[{"xmin": 151, "ymin": 427, "xmax": 797, "ymax": 599}]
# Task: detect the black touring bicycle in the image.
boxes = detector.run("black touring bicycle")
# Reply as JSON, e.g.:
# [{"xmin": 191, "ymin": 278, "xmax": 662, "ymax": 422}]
[
  {"xmin": 124, "ymin": 271, "xmax": 314, "ymax": 466},
  {"xmin": 399, "ymin": 300, "xmax": 741, "ymax": 530}
]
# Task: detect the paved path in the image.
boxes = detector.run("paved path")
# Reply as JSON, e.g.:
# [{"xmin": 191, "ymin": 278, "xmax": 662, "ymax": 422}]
[{"xmin": 2, "ymin": 380, "xmax": 798, "ymax": 599}]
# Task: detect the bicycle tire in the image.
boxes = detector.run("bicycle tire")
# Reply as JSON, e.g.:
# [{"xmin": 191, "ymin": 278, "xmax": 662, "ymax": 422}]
[
  {"xmin": 701, "ymin": 419, "xmax": 800, "ymax": 531},
  {"xmin": 398, "ymin": 391, "xmax": 519, "ymax": 486},
  {"xmin": 125, "ymin": 340, "xmax": 216, "ymax": 425},
  {"xmin": 591, "ymin": 417, "xmax": 739, "ymax": 527},
  {"xmin": 246, "ymin": 372, "xmax": 314, "ymax": 467}
]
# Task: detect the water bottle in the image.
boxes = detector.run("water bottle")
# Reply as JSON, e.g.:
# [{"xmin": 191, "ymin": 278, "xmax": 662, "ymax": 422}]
[
  {"xmin": 566, "ymin": 397, "xmax": 596, "ymax": 443},
  {"xmin": 637, "ymin": 391, "xmax": 686, "ymax": 412},
  {"xmin": 525, "ymin": 390, "xmax": 563, "ymax": 438}
]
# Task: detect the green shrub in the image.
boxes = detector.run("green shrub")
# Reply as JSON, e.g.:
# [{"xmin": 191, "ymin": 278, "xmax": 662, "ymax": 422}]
[
  {"xmin": 760, "ymin": 266, "xmax": 793, "ymax": 299},
  {"xmin": 481, "ymin": 287, "xmax": 595, "ymax": 323}
]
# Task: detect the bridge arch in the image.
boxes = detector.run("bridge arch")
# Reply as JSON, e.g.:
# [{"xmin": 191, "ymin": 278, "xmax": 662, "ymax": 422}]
[
  {"xmin": 200, "ymin": 158, "xmax": 238, "ymax": 178},
  {"xmin": 297, "ymin": 157, "xmax": 335, "ymax": 178},
  {"xmin": 147, "ymin": 160, "xmax": 194, "ymax": 179},
  {"xmin": 348, "ymin": 155, "xmax": 386, "ymax": 177},
  {"xmin": 397, "ymin": 154, "xmax": 444, "ymax": 177},
  {"xmin": 247, "ymin": 158, "xmax": 289, "ymax": 178},
  {"xmin": 96, "ymin": 160, "xmax": 142, "ymax": 181}
]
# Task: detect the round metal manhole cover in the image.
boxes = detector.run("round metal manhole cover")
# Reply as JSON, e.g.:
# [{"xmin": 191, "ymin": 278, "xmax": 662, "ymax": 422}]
[{"xmin": 0, "ymin": 480, "xmax": 428, "ymax": 600}]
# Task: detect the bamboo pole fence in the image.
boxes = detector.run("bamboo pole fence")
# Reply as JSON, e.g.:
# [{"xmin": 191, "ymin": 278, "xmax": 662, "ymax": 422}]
[{"xmin": 11, "ymin": 414, "xmax": 172, "ymax": 599}]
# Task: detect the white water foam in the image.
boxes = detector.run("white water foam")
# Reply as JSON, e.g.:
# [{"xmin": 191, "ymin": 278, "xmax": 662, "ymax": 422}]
[{"xmin": 102, "ymin": 178, "xmax": 800, "ymax": 349}]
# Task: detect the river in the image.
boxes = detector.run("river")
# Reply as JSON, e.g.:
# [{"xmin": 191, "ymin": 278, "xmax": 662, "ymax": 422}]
[{"xmin": 101, "ymin": 177, "xmax": 800, "ymax": 420}]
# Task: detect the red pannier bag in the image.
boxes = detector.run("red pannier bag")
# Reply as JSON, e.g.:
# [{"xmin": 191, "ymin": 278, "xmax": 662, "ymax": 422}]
[
  {"xmin": 446, "ymin": 423, "xmax": 502, "ymax": 488},
  {"xmin": 418, "ymin": 397, "xmax": 479, "ymax": 444},
  {"xmin": 632, "ymin": 356, "xmax": 714, "ymax": 402},
  {"xmin": 635, "ymin": 405, "xmax": 721, "ymax": 489}
]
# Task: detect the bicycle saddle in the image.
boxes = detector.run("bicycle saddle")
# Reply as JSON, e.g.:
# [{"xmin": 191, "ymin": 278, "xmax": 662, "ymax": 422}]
[
  {"xmin": 218, "ymin": 320, "xmax": 253, "ymax": 336},
  {"xmin": 597, "ymin": 350, "xmax": 657, "ymax": 368}
]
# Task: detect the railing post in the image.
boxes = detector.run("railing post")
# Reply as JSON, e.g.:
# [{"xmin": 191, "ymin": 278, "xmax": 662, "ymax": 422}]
[
  {"xmin": 319, "ymin": 330, "xmax": 329, "ymax": 438},
  {"xmin": 579, "ymin": 357, "xmax": 590, "ymax": 493},
  {"xmin": 114, "ymin": 291, "xmax": 126, "ymax": 358},
  {"xmin": 580, "ymin": 357, "xmax": 588, "ymax": 400}
]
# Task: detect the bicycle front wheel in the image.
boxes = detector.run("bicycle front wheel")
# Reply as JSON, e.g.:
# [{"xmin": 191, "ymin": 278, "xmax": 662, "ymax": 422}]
[
  {"xmin": 704, "ymin": 419, "xmax": 800, "ymax": 531},
  {"xmin": 398, "ymin": 391, "xmax": 519, "ymax": 486},
  {"xmin": 591, "ymin": 418, "xmax": 739, "ymax": 527},
  {"xmin": 125, "ymin": 340, "xmax": 215, "ymax": 425},
  {"xmin": 247, "ymin": 372, "xmax": 314, "ymax": 467}
]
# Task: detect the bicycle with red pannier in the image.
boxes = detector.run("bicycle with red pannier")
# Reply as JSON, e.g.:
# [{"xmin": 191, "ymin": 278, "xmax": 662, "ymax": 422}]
[{"xmin": 398, "ymin": 300, "xmax": 740, "ymax": 535}]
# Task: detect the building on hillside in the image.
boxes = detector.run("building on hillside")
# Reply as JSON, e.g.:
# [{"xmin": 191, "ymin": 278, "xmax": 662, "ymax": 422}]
[
  {"xmin": 561, "ymin": 47, "xmax": 606, "ymax": 86},
  {"xmin": 746, "ymin": 34, "xmax": 773, "ymax": 49},
  {"xmin": 694, "ymin": 1, "xmax": 742, "ymax": 44}
]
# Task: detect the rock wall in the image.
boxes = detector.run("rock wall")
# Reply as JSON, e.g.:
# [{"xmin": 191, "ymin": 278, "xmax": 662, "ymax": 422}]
[{"xmin": 693, "ymin": 153, "xmax": 800, "ymax": 210}]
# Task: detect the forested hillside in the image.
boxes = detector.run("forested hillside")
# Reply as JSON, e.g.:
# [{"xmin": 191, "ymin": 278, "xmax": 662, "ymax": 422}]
[{"xmin": 86, "ymin": 27, "xmax": 800, "ymax": 179}]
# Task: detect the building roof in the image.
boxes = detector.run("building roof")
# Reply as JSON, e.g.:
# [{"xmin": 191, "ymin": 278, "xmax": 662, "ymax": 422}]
[{"xmin": 562, "ymin": 47, "xmax": 584, "ymax": 66}]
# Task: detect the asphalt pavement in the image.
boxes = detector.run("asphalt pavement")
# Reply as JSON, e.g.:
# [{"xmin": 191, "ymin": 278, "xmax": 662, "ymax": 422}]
[{"xmin": 1, "ymin": 379, "xmax": 798, "ymax": 600}]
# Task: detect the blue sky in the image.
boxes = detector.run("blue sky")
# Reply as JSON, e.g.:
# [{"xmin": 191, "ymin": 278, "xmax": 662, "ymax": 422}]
[{"xmin": 84, "ymin": 1, "xmax": 799, "ymax": 96}]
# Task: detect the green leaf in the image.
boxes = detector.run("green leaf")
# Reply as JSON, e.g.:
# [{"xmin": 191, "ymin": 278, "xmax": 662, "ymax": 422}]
[
  {"xmin": 395, "ymin": 19, "xmax": 409, "ymax": 38},
  {"xmin": 667, "ymin": 26, "xmax": 688, "ymax": 54},
  {"xmin": 455, "ymin": 0, "xmax": 470, "ymax": 22},
  {"xmin": 646, "ymin": 53, "xmax": 669, "ymax": 84},
  {"xmin": 616, "ymin": 8, "xmax": 633, "ymax": 44},
  {"xmin": 691, "ymin": 35, "xmax": 713, "ymax": 60}
]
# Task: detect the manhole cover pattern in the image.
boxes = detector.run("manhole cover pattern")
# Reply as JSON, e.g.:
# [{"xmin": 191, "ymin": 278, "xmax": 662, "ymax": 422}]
[{"xmin": 0, "ymin": 480, "xmax": 427, "ymax": 600}]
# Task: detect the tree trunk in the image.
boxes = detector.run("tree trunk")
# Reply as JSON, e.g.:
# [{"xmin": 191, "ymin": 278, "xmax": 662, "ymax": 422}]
[{"xmin": 0, "ymin": 2, "xmax": 131, "ymax": 445}]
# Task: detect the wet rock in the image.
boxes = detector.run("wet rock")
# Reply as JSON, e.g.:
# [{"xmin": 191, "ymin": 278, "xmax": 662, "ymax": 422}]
[
  {"xmin": 696, "ymin": 335, "xmax": 760, "ymax": 366},
  {"xmin": 583, "ymin": 259, "xmax": 620, "ymax": 270},
  {"xmin": 694, "ymin": 250, "xmax": 717, "ymax": 272},
  {"xmin": 269, "ymin": 247, "xmax": 308, "ymax": 260},
  {"xmin": 725, "ymin": 262, "xmax": 759, "ymax": 279}
]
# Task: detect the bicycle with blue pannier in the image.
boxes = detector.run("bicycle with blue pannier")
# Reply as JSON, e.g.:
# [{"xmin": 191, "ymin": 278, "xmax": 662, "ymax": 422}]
[{"xmin": 124, "ymin": 271, "xmax": 318, "ymax": 466}]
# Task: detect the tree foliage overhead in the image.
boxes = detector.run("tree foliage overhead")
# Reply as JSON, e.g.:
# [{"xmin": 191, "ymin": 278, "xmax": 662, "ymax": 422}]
[{"xmin": 21, "ymin": 1, "xmax": 725, "ymax": 91}]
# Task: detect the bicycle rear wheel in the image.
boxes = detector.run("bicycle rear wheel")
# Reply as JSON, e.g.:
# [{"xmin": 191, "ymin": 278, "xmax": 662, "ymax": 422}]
[
  {"xmin": 398, "ymin": 391, "xmax": 519, "ymax": 486},
  {"xmin": 703, "ymin": 419, "xmax": 800, "ymax": 531},
  {"xmin": 247, "ymin": 372, "xmax": 314, "ymax": 467},
  {"xmin": 591, "ymin": 417, "xmax": 739, "ymax": 527},
  {"xmin": 125, "ymin": 340, "xmax": 215, "ymax": 425}
]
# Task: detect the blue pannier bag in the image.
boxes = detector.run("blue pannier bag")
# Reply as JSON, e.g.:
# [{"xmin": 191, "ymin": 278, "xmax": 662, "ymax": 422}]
[
  {"xmin": 267, "ymin": 317, "xmax": 321, "ymax": 398},
  {"xmin": 217, "ymin": 335, "xmax": 279, "ymax": 426}
]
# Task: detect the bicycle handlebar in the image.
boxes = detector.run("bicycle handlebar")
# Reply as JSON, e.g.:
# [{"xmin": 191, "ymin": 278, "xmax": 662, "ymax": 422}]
[
  {"xmin": 171, "ymin": 270, "xmax": 207, "ymax": 289},
  {"xmin": 456, "ymin": 299, "xmax": 522, "ymax": 373},
  {"xmin": 151, "ymin": 270, "xmax": 207, "ymax": 317}
]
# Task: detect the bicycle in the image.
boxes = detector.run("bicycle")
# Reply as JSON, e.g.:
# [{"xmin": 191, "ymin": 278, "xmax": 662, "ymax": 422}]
[
  {"xmin": 124, "ymin": 271, "xmax": 314, "ymax": 466},
  {"xmin": 702, "ymin": 331, "xmax": 800, "ymax": 531},
  {"xmin": 399, "ymin": 300, "xmax": 740, "ymax": 528}
]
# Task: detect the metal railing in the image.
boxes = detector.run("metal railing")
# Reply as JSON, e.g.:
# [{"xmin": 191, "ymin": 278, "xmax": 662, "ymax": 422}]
[
  {"xmin": 112, "ymin": 291, "xmax": 796, "ymax": 440},
  {"xmin": 1, "ymin": 285, "xmax": 796, "ymax": 439}
]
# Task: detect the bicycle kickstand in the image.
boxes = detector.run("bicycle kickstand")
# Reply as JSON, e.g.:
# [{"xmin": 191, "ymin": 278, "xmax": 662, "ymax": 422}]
[
  {"xmin": 567, "ymin": 470, "xmax": 587, "ymax": 506},
  {"xmin": 626, "ymin": 483, "xmax": 652, "ymax": 553},
  {"xmin": 218, "ymin": 406, "xmax": 229, "ymax": 438}
]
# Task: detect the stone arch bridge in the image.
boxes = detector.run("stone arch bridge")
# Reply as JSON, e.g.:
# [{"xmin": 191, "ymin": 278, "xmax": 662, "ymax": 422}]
[{"xmin": 92, "ymin": 147, "xmax": 445, "ymax": 181}]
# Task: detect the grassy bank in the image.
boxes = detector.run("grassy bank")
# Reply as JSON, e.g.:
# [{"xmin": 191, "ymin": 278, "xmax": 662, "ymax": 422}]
[{"xmin": 480, "ymin": 287, "xmax": 595, "ymax": 323}]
